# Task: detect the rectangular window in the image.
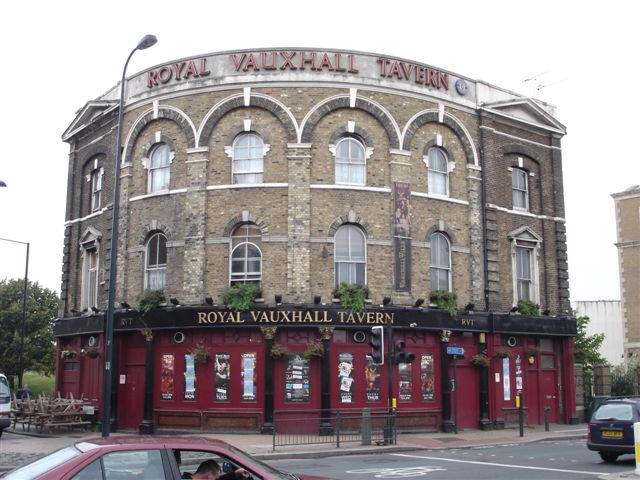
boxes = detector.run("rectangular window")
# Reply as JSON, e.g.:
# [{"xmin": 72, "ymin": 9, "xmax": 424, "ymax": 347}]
[
  {"xmin": 184, "ymin": 354, "xmax": 196, "ymax": 401},
  {"xmin": 398, "ymin": 363, "xmax": 412, "ymax": 401},
  {"xmin": 82, "ymin": 249, "xmax": 98, "ymax": 310},
  {"xmin": 512, "ymin": 169, "xmax": 528, "ymax": 210},
  {"xmin": 241, "ymin": 352, "xmax": 257, "ymax": 401},
  {"xmin": 420, "ymin": 354, "xmax": 435, "ymax": 401},
  {"xmin": 365, "ymin": 355, "xmax": 381, "ymax": 402},
  {"xmin": 285, "ymin": 353, "xmax": 310, "ymax": 403},
  {"xmin": 337, "ymin": 353, "xmax": 355, "ymax": 403},
  {"xmin": 91, "ymin": 169, "xmax": 102, "ymax": 212},
  {"xmin": 160, "ymin": 354, "xmax": 174, "ymax": 400},
  {"xmin": 214, "ymin": 353, "xmax": 230, "ymax": 401},
  {"xmin": 516, "ymin": 247, "xmax": 532, "ymax": 301},
  {"xmin": 103, "ymin": 450, "xmax": 166, "ymax": 480}
]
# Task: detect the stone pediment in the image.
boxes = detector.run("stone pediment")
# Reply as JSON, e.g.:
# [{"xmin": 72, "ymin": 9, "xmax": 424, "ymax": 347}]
[
  {"xmin": 62, "ymin": 101, "xmax": 117, "ymax": 142},
  {"xmin": 483, "ymin": 98, "xmax": 566, "ymax": 134}
]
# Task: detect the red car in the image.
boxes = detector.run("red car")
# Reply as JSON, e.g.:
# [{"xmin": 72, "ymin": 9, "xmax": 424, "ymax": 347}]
[{"xmin": 1, "ymin": 436, "xmax": 333, "ymax": 480}]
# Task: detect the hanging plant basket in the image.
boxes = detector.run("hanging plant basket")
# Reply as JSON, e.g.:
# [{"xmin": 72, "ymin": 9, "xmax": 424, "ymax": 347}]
[
  {"xmin": 303, "ymin": 339, "xmax": 324, "ymax": 360},
  {"xmin": 470, "ymin": 353, "xmax": 490, "ymax": 368},
  {"xmin": 494, "ymin": 346, "xmax": 512, "ymax": 359},
  {"xmin": 82, "ymin": 348, "xmax": 100, "ymax": 359},
  {"xmin": 61, "ymin": 349, "xmax": 78, "ymax": 360},
  {"xmin": 270, "ymin": 342, "xmax": 289, "ymax": 358},
  {"xmin": 190, "ymin": 347, "xmax": 211, "ymax": 364}
]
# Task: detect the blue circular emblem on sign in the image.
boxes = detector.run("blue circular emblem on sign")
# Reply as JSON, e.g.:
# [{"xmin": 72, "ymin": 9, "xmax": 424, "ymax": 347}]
[{"xmin": 455, "ymin": 79, "xmax": 468, "ymax": 96}]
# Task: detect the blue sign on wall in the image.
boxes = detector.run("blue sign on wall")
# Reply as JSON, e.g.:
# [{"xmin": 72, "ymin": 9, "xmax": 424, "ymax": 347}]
[{"xmin": 446, "ymin": 346, "xmax": 464, "ymax": 356}]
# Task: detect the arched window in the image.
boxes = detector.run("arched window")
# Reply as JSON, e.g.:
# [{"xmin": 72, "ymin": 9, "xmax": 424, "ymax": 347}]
[
  {"xmin": 145, "ymin": 233, "xmax": 167, "ymax": 290},
  {"xmin": 230, "ymin": 224, "xmax": 262, "ymax": 285},
  {"xmin": 335, "ymin": 137, "xmax": 366, "ymax": 185},
  {"xmin": 427, "ymin": 147, "xmax": 448, "ymax": 196},
  {"xmin": 430, "ymin": 232, "xmax": 451, "ymax": 291},
  {"xmin": 334, "ymin": 225, "xmax": 366, "ymax": 286},
  {"xmin": 148, "ymin": 143, "xmax": 170, "ymax": 193},
  {"xmin": 232, "ymin": 133, "xmax": 264, "ymax": 184}
]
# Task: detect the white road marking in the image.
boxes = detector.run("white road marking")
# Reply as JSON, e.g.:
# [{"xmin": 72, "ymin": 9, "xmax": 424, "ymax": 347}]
[
  {"xmin": 346, "ymin": 466, "xmax": 446, "ymax": 478},
  {"xmin": 391, "ymin": 453, "xmax": 603, "ymax": 476}
]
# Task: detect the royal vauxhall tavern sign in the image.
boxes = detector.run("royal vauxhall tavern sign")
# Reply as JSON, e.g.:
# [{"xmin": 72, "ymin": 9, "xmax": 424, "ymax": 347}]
[{"xmin": 118, "ymin": 49, "xmax": 475, "ymax": 105}]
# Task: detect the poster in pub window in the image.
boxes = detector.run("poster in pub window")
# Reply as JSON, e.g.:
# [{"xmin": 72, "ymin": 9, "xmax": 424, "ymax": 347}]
[
  {"xmin": 338, "ymin": 353, "xmax": 354, "ymax": 403},
  {"xmin": 420, "ymin": 354, "xmax": 435, "ymax": 401},
  {"xmin": 365, "ymin": 354, "xmax": 381, "ymax": 402},
  {"xmin": 214, "ymin": 353, "xmax": 230, "ymax": 401},
  {"xmin": 160, "ymin": 354, "xmax": 174, "ymax": 400},
  {"xmin": 285, "ymin": 353, "xmax": 310, "ymax": 402},
  {"xmin": 184, "ymin": 354, "xmax": 196, "ymax": 400},
  {"xmin": 398, "ymin": 362, "xmax": 412, "ymax": 401},
  {"xmin": 241, "ymin": 353, "xmax": 257, "ymax": 401}
]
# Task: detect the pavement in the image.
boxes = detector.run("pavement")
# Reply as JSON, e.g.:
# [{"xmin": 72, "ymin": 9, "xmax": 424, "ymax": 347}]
[{"xmin": 0, "ymin": 423, "xmax": 590, "ymax": 473}]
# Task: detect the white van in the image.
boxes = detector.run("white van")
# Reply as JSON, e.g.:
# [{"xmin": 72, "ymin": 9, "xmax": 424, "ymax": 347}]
[{"xmin": 0, "ymin": 373, "xmax": 11, "ymax": 437}]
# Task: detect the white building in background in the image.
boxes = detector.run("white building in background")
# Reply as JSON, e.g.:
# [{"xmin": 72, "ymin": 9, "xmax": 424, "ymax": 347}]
[{"xmin": 572, "ymin": 300, "xmax": 623, "ymax": 365}]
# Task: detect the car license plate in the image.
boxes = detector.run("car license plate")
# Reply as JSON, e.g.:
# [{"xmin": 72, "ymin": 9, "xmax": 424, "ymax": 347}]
[{"xmin": 602, "ymin": 430, "xmax": 623, "ymax": 438}]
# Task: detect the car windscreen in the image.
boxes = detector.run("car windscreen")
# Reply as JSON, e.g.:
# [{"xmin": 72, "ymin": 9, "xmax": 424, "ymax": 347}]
[
  {"xmin": 0, "ymin": 376, "xmax": 9, "ymax": 396},
  {"xmin": 593, "ymin": 403, "xmax": 635, "ymax": 421},
  {"xmin": 3, "ymin": 446, "xmax": 82, "ymax": 480}
]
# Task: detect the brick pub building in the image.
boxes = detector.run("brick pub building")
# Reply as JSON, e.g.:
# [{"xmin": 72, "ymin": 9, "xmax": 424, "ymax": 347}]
[{"xmin": 56, "ymin": 48, "xmax": 577, "ymax": 433}]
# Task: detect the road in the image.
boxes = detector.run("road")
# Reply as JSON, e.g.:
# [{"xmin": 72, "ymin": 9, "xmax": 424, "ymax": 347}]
[{"xmin": 268, "ymin": 440, "xmax": 633, "ymax": 479}]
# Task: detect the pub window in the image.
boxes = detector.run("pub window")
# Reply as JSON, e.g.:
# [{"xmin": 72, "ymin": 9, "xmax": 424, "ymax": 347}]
[
  {"xmin": 334, "ymin": 224, "xmax": 366, "ymax": 286},
  {"xmin": 184, "ymin": 353, "xmax": 196, "ymax": 401},
  {"xmin": 232, "ymin": 133, "xmax": 264, "ymax": 184},
  {"xmin": 230, "ymin": 224, "xmax": 262, "ymax": 285},
  {"xmin": 81, "ymin": 248, "xmax": 98, "ymax": 311},
  {"xmin": 335, "ymin": 137, "xmax": 366, "ymax": 186},
  {"xmin": 145, "ymin": 232, "xmax": 167, "ymax": 291},
  {"xmin": 337, "ymin": 353, "xmax": 355, "ymax": 403},
  {"xmin": 214, "ymin": 353, "xmax": 230, "ymax": 401},
  {"xmin": 148, "ymin": 143, "xmax": 171, "ymax": 193},
  {"xmin": 160, "ymin": 354, "xmax": 175, "ymax": 400},
  {"xmin": 429, "ymin": 232, "xmax": 451, "ymax": 292},
  {"xmin": 241, "ymin": 352, "xmax": 257, "ymax": 401},
  {"xmin": 426, "ymin": 147, "xmax": 448, "ymax": 196},
  {"xmin": 285, "ymin": 353, "xmax": 310, "ymax": 403},
  {"xmin": 509, "ymin": 228, "xmax": 541, "ymax": 306}
]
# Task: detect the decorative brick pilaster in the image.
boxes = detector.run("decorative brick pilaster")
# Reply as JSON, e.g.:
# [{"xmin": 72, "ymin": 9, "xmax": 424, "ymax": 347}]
[
  {"xmin": 467, "ymin": 165, "xmax": 486, "ymax": 310},
  {"xmin": 286, "ymin": 145, "xmax": 311, "ymax": 302},
  {"xmin": 113, "ymin": 163, "xmax": 133, "ymax": 302}
]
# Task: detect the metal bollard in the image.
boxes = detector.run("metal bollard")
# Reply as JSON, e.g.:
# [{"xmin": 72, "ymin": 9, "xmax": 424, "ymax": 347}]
[
  {"xmin": 361, "ymin": 408, "xmax": 371, "ymax": 446},
  {"xmin": 516, "ymin": 394, "xmax": 524, "ymax": 437},
  {"xmin": 634, "ymin": 422, "xmax": 640, "ymax": 476},
  {"xmin": 544, "ymin": 406, "xmax": 550, "ymax": 432}
]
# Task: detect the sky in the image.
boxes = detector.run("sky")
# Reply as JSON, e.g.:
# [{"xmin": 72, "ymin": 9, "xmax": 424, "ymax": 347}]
[{"xmin": 0, "ymin": 0, "xmax": 637, "ymax": 302}]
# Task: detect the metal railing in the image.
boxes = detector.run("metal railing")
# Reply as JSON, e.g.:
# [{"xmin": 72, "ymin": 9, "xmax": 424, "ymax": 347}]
[{"xmin": 272, "ymin": 408, "xmax": 396, "ymax": 451}]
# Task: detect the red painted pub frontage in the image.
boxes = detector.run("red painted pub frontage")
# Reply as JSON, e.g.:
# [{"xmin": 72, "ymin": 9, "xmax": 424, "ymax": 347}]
[{"xmin": 54, "ymin": 304, "xmax": 577, "ymax": 433}]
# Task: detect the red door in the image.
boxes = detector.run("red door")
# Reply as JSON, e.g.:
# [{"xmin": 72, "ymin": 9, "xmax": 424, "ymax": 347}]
[
  {"xmin": 452, "ymin": 364, "xmax": 479, "ymax": 429},
  {"xmin": 540, "ymin": 368, "xmax": 559, "ymax": 423},
  {"xmin": 117, "ymin": 364, "xmax": 145, "ymax": 429}
]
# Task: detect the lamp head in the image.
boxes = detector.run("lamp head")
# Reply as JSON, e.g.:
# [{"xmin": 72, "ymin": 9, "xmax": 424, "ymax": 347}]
[
  {"xmin": 205, "ymin": 296, "xmax": 214, "ymax": 306},
  {"xmin": 382, "ymin": 296, "xmax": 391, "ymax": 306},
  {"xmin": 136, "ymin": 34, "xmax": 157, "ymax": 50}
]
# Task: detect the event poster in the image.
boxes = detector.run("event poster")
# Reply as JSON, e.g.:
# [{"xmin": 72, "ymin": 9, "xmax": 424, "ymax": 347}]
[
  {"xmin": 398, "ymin": 362, "xmax": 412, "ymax": 401},
  {"xmin": 365, "ymin": 355, "xmax": 381, "ymax": 402},
  {"xmin": 215, "ymin": 353, "xmax": 230, "ymax": 401},
  {"xmin": 502, "ymin": 357, "xmax": 511, "ymax": 401},
  {"xmin": 241, "ymin": 353, "xmax": 257, "ymax": 401},
  {"xmin": 285, "ymin": 354, "xmax": 310, "ymax": 403},
  {"xmin": 337, "ymin": 353, "xmax": 354, "ymax": 403},
  {"xmin": 160, "ymin": 354, "xmax": 174, "ymax": 400},
  {"xmin": 184, "ymin": 354, "xmax": 196, "ymax": 400},
  {"xmin": 420, "ymin": 354, "xmax": 435, "ymax": 401}
]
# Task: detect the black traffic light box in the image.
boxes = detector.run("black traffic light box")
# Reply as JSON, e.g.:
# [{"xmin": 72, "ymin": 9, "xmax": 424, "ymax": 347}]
[
  {"xmin": 369, "ymin": 326, "xmax": 384, "ymax": 365},
  {"xmin": 393, "ymin": 340, "xmax": 416, "ymax": 364}
]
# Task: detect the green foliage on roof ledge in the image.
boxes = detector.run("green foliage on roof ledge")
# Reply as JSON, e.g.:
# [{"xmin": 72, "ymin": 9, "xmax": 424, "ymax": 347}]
[
  {"xmin": 222, "ymin": 283, "xmax": 260, "ymax": 312},
  {"xmin": 430, "ymin": 290, "xmax": 457, "ymax": 317},
  {"xmin": 334, "ymin": 283, "xmax": 369, "ymax": 313},
  {"xmin": 136, "ymin": 289, "xmax": 166, "ymax": 314}
]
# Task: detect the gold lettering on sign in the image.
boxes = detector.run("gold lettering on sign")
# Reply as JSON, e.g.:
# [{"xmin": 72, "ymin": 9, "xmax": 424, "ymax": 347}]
[{"xmin": 461, "ymin": 318, "xmax": 474, "ymax": 327}]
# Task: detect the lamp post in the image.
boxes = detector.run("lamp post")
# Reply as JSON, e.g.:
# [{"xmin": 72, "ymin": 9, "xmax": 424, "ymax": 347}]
[
  {"xmin": 0, "ymin": 237, "xmax": 29, "ymax": 391},
  {"xmin": 102, "ymin": 34, "xmax": 157, "ymax": 438}
]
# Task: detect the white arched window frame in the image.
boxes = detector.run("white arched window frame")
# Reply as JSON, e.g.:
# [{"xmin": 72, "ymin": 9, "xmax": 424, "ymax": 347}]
[
  {"xmin": 509, "ymin": 228, "xmax": 541, "ymax": 306},
  {"xmin": 147, "ymin": 143, "xmax": 171, "ymax": 193},
  {"xmin": 90, "ymin": 168, "xmax": 103, "ymax": 212},
  {"xmin": 79, "ymin": 227, "xmax": 101, "ymax": 312},
  {"xmin": 145, "ymin": 232, "xmax": 167, "ymax": 290},
  {"xmin": 334, "ymin": 137, "xmax": 367, "ymax": 186},
  {"xmin": 229, "ymin": 224, "xmax": 262, "ymax": 285},
  {"xmin": 232, "ymin": 133, "xmax": 265, "ymax": 184},
  {"xmin": 334, "ymin": 224, "xmax": 367, "ymax": 286},
  {"xmin": 429, "ymin": 232, "xmax": 451, "ymax": 292},
  {"xmin": 512, "ymin": 168, "xmax": 529, "ymax": 211},
  {"xmin": 426, "ymin": 147, "xmax": 449, "ymax": 196}
]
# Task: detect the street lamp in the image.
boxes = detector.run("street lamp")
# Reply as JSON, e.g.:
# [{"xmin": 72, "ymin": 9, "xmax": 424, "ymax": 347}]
[
  {"xmin": 0, "ymin": 237, "xmax": 29, "ymax": 391},
  {"xmin": 103, "ymin": 34, "xmax": 157, "ymax": 438},
  {"xmin": 0, "ymin": 180, "xmax": 6, "ymax": 187}
]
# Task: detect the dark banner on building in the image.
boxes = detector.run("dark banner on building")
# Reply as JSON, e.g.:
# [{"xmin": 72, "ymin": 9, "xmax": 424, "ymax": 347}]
[
  {"xmin": 420, "ymin": 354, "xmax": 435, "ymax": 401},
  {"xmin": 285, "ymin": 354, "xmax": 310, "ymax": 402},
  {"xmin": 241, "ymin": 353, "xmax": 257, "ymax": 401},
  {"xmin": 393, "ymin": 182, "xmax": 411, "ymax": 291},
  {"xmin": 338, "ymin": 352, "xmax": 354, "ymax": 403},
  {"xmin": 398, "ymin": 363, "xmax": 412, "ymax": 401},
  {"xmin": 215, "ymin": 353, "xmax": 230, "ymax": 401},
  {"xmin": 160, "ymin": 354, "xmax": 174, "ymax": 401},
  {"xmin": 365, "ymin": 354, "xmax": 381, "ymax": 402}
]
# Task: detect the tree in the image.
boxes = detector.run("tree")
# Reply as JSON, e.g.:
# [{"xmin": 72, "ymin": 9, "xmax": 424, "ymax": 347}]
[
  {"xmin": 0, "ymin": 278, "xmax": 58, "ymax": 388},
  {"xmin": 573, "ymin": 314, "xmax": 606, "ymax": 367}
]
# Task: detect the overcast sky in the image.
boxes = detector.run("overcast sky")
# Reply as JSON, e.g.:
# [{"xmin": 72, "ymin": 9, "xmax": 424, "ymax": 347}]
[{"xmin": 0, "ymin": 1, "xmax": 637, "ymax": 303}]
